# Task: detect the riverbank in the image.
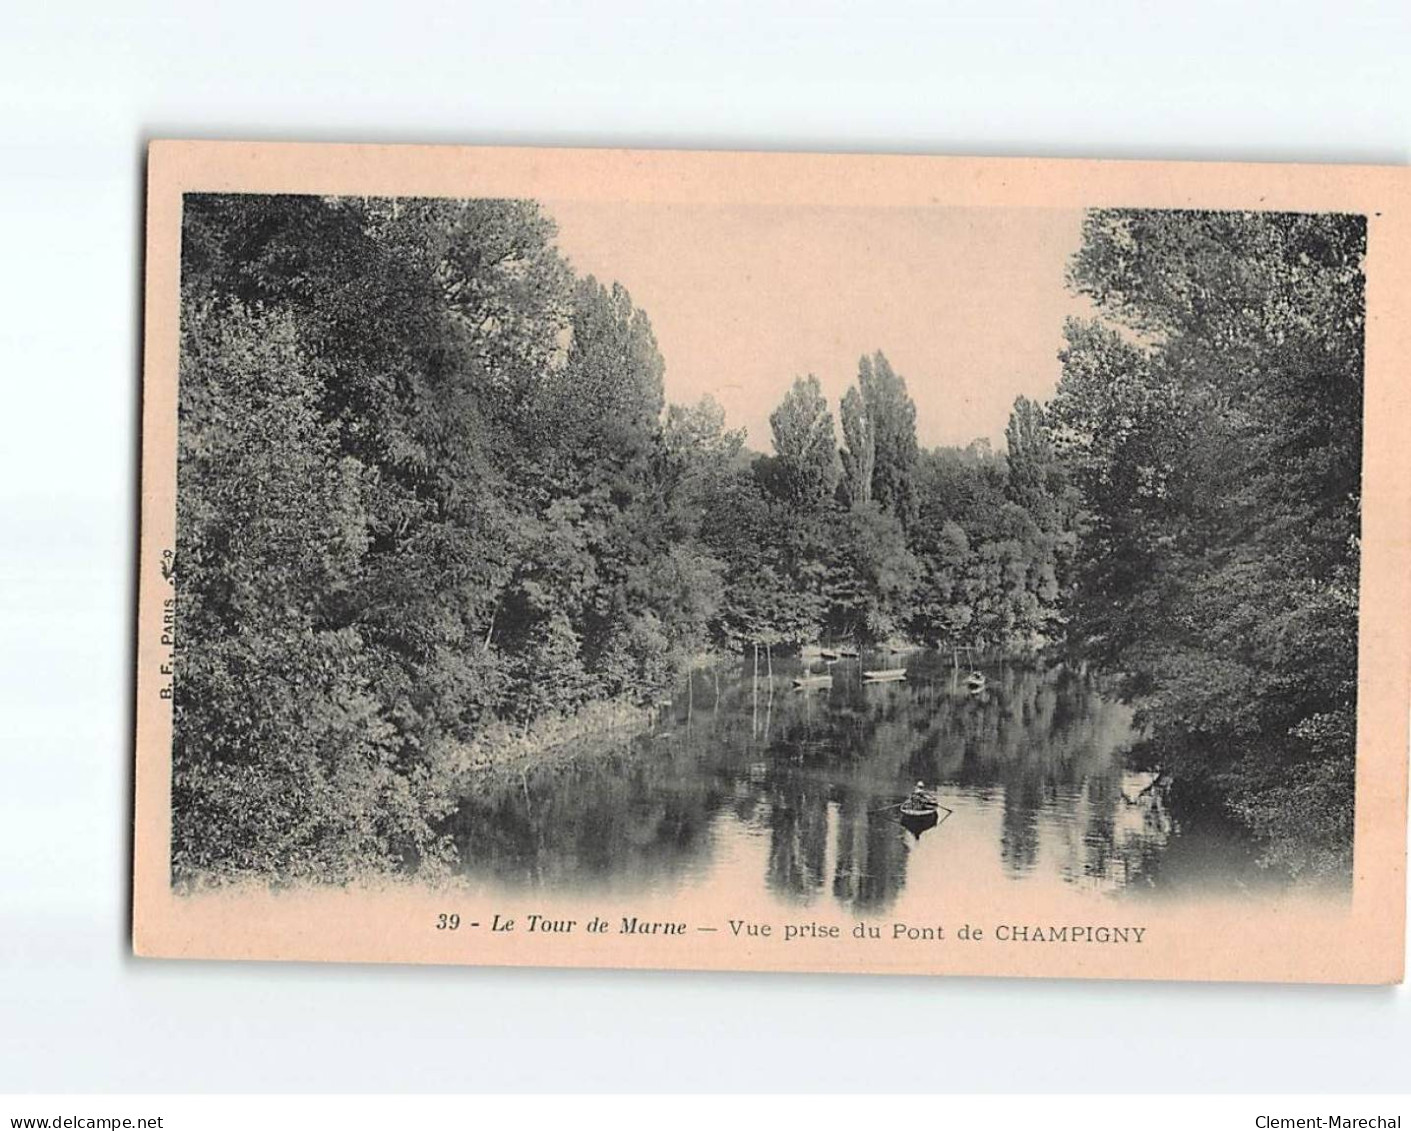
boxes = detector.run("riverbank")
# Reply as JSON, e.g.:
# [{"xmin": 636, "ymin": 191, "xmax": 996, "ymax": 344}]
[
  {"xmin": 441, "ymin": 651, "xmax": 750, "ymax": 800},
  {"xmin": 445, "ymin": 697, "xmax": 661, "ymax": 795}
]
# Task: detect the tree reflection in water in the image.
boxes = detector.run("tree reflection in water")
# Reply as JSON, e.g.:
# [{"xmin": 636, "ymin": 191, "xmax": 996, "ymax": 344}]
[{"xmin": 447, "ymin": 655, "xmax": 1287, "ymax": 910}]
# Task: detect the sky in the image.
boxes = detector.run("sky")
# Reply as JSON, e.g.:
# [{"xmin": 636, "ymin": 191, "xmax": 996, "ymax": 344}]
[{"xmin": 544, "ymin": 201, "xmax": 1094, "ymax": 451}]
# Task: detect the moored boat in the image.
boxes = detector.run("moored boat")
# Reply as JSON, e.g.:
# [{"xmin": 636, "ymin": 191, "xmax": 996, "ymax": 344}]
[
  {"xmin": 793, "ymin": 674, "xmax": 833, "ymax": 689},
  {"xmin": 863, "ymin": 667, "xmax": 907, "ymax": 682}
]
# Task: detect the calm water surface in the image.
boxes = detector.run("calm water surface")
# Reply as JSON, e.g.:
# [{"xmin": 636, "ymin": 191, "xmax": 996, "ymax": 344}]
[{"xmin": 447, "ymin": 654, "xmax": 1290, "ymax": 910}]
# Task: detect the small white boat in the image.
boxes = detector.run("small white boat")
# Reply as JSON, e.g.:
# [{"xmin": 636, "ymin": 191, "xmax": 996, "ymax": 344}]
[
  {"xmin": 863, "ymin": 668, "xmax": 907, "ymax": 682},
  {"xmin": 793, "ymin": 674, "xmax": 833, "ymax": 690}
]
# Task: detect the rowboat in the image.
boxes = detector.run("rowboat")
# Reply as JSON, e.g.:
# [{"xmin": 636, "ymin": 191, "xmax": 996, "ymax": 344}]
[
  {"xmin": 964, "ymin": 671, "xmax": 987, "ymax": 693},
  {"xmin": 898, "ymin": 803, "xmax": 940, "ymax": 835},
  {"xmin": 837, "ymin": 646, "xmax": 860, "ymax": 658},
  {"xmin": 819, "ymin": 648, "xmax": 841, "ymax": 661},
  {"xmin": 793, "ymin": 674, "xmax": 833, "ymax": 689},
  {"xmin": 863, "ymin": 668, "xmax": 907, "ymax": 682}
]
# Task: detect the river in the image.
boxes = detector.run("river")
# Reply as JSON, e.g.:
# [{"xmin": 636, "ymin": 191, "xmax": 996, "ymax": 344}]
[{"xmin": 446, "ymin": 652, "xmax": 1294, "ymax": 911}]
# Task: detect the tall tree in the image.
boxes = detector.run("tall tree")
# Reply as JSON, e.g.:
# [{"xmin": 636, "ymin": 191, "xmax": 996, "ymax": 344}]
[
  {"xmin": 1004, "ymin": 396, "xmax": 1053, "ymax": 518},
  {"xmin": 662, "ymin": 395, "xmax": 746, "ymax": 538},
  {"xmin": 839, "ymin": 385, "xmax": 875, "ymax": 506},
  {"xmin": 1056, "ymin": 208, "xmax": 1365, "ymax": 876},
  {"xmin": 768, "ymin": 374, "xmax": 840, "ymax": 508},
  {"xmin": 855, "ymin": 352, "xmax": 919, "ymax": 527},
  {"xmin": 173, "ymin": 298, "xmax": 450, "ymax": 881}
]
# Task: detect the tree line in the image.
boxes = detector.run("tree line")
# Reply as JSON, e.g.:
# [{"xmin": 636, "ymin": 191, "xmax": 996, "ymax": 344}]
[{"xmin": 172, "ymin": 196, "xmax": 1362, "ymax": 882}]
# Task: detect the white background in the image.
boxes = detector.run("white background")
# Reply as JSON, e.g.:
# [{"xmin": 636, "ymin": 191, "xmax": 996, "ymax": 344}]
[{"xmin": 2, "ymin": 0, "xmax": 1408, "ymax": 1095}]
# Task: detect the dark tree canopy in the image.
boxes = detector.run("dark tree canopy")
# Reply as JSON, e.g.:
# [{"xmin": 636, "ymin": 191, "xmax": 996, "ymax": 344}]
[{"xmin": 1054, "ymin": 208, "xmax": 1364, "ymax": 876}]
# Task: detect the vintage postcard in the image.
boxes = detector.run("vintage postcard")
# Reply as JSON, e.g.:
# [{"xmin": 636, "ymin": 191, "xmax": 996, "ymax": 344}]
[{"xmin": 134, "ymin": 140, "xmax": 1409, "ymax": 982}]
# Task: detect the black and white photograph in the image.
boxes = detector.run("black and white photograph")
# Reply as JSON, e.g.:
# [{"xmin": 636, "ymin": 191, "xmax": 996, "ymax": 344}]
[
  {"xmin": 170, "ymin": 195, "xmax": 1364, "ymax": 898},
  {"xmin": 128, "ymin": 144, "xmax": 1407, "ymax": 984}
]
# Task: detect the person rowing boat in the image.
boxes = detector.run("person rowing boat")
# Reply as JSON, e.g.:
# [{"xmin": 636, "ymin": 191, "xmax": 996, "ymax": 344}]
[{"xmin": 906, "ymin": 781, "xmax": 937, "ymax": 811}]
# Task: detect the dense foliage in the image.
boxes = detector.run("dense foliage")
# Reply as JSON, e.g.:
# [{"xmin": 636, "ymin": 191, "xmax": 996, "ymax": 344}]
[
  {"xmin": 174, "ymin": 197, "xmax": 1362, "ymax": 883},
  {"xmin": 1052, "ymin": 209, "xmax": 1364, "ymax": 876},
  {"xmin": 175, "ymin": 195, "xmax": 684, "ymax": 881}
]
